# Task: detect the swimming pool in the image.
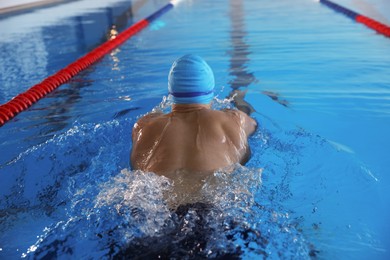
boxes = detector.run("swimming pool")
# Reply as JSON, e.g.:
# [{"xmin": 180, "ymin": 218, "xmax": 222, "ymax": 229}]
[{"xmin": 1, "ymin": 0, "xmax": 389, "ymax": 258}]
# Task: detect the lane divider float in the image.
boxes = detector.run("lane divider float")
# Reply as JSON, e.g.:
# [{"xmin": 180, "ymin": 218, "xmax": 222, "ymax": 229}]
[
  {"xmin": 0, "ymin": 0, "xmax": 184, "ymax": 127},
  {"xmin": 318, "ymin": 0, "xmax": 390, "ymax": 38}
]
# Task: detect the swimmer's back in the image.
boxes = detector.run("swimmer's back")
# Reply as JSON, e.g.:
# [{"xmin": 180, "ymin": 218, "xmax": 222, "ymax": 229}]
[{"xmin": 131, "ymin": 107, "xmax": 256, "ymax": 175}]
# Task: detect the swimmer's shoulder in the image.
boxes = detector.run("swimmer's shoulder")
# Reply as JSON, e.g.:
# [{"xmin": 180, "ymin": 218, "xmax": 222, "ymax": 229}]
[
  {"xmin": 132, "ymin": 112, "xmax": 168, "ymax": 141},
  {"xmin": 133, "ymin": 111, "xmax": 167, "ymax": 132},
  {"xmin": 217, "ymin": 108, "xmax": 244, "ymax": 121},
  {"xmin": 219, "ymin": 109, "xmax": 257, "ymax": 136},
  {"xmin": 136, "ymin": 111, "xmax": 165, "ymax": 123},
  {"xmin": 196, "ymin": 109, "xmax": 242, "ymax": 130}
]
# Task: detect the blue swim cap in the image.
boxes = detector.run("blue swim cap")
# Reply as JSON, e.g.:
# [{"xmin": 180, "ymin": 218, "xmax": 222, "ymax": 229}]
[{"xmin": 168, "ymin": 54, "xmax": 215, "ymax": 104}]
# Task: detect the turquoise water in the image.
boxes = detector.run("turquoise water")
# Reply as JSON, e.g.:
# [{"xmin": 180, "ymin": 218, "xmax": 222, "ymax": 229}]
[{"xmin": 0, "ymin": 0, "xmax": 389, "ymax": 258}]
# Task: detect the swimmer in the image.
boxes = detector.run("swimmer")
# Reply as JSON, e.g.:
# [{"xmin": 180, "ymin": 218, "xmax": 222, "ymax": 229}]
[{"xmin": 130, "ymin": 54, "xmax": 257, "ymax": 180}]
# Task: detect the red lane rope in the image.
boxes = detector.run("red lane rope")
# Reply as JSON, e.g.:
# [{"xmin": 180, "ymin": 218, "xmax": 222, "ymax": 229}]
[
  {"xmin": 0, "ymin": 19, "xmax": 147, "ymax": 127},
  {"xmin": 319, "ymin": 0, "xmax": 390, "ymax": 38},
  {"xmin": 356, "ymin": 15, "xmax": 390, "ymax": 37},
  {"xmin": 0, "ymin": 0, "xmax": 179, "ymax": 127}
]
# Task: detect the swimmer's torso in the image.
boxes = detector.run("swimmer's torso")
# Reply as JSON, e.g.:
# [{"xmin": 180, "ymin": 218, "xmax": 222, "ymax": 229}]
[{"xmin": 131, "ymin": 107, "xmax": 253, "ymax": 176}]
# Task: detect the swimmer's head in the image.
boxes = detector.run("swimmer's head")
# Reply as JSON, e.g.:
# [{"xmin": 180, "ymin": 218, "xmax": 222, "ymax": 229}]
[{"xmin": 168, "ymin": 54, "xmax": 215, "ymax": 104}]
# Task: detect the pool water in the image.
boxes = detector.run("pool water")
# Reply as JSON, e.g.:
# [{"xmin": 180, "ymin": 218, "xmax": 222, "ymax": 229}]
[{"xmin": 1, "ymin": 0, "xmax": 389, "ymax": 258}]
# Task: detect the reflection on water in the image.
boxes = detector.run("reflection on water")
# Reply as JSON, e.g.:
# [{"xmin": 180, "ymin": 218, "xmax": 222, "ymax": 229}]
[
  {"xmin": 0, "ymin": 0, "xmax": 148, "ymax": 165},
  {"xmin": 228, "ymin": 0, "xmax": 256, "ymax": 91},
  {"xmin": 27, "ymin": 0, "xmax": 138, "ymax": 137},
  {"xmin": 227, "ymin": 0, "xmax": 288, "ymax": 113},
  {"xmin": 33, "ymin": 79, "xmax": 93, "ymax": 138},
  {"xmin": 227, "ymin": 0, "xmax": 256, "ymax": 115},
  {"xmin": 0, "ymin": 33, "xmax": 48, "ymax": 103},
  {"xmin": 0, "ymin": 1, "xmax": 139, "ymax": 103}
]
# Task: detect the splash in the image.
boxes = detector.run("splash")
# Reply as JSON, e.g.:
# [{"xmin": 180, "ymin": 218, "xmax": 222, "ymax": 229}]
[{"xmin": 21, "ymin": 164, "xmax": 310, "ymax": 259}]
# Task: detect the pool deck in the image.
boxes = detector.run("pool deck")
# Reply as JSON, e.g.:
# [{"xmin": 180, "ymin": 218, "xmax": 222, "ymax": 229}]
[{"xmin": 0, "ymin": 0, "xmax": 68, "ymax": 15}]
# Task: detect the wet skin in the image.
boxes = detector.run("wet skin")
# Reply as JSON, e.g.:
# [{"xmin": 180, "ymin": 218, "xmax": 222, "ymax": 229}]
[{"xmin": 130, "ymin": 104, "xmax": 257, "ymax": 178}]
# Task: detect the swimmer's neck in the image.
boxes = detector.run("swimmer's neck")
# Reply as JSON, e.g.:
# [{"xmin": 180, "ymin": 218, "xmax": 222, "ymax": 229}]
[{"xmin": 172, "ymin": 103, "xmax": 211, "ymax": 113}]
